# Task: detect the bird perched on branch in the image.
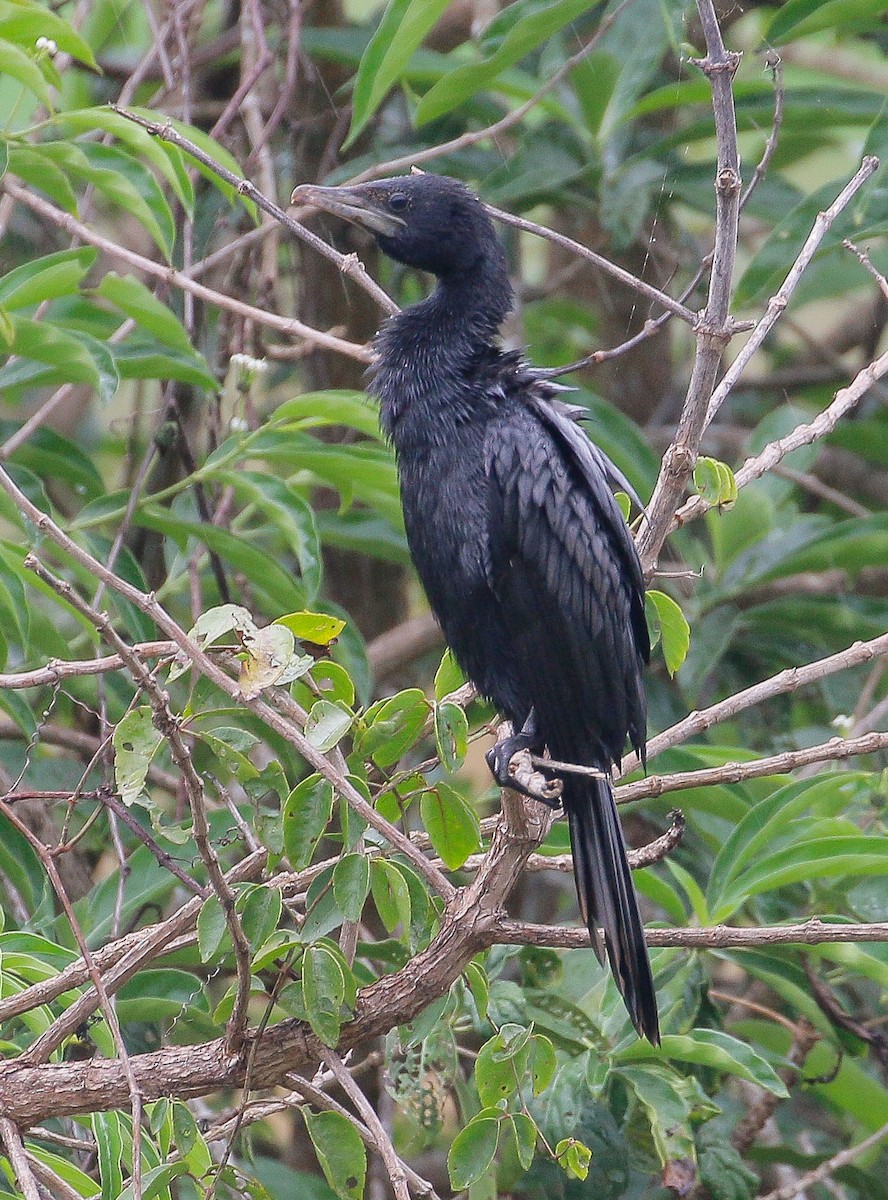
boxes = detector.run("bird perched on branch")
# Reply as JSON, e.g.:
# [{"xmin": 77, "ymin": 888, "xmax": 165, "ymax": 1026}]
[{"xmin": 292, "ymin": 172, "xmax": 658, "ymax": 1042}]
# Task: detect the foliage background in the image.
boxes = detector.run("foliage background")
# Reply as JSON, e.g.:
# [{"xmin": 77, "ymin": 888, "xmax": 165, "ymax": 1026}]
[{"xmin": 1, "ymin": 0, "xmax": 888, "ymax": 1197}]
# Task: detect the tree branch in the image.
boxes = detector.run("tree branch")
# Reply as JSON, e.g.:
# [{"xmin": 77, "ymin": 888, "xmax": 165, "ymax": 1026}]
[
  {"xmin": 757, "ymin": 1118, "xmax": 888, "ymax": 1200},
  {"xmin": 637, "ymin": 0, "xmax": 742, "ymax": 574},
  {"xmin": 1, "ymin": 177, "xmax": 371, "ymax": 362}
]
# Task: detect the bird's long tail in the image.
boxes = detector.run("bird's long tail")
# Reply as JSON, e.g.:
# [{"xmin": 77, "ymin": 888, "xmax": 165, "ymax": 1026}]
[{"xmin": 565, "ymin": 772, "xmax": 659, "ymax": 1042}]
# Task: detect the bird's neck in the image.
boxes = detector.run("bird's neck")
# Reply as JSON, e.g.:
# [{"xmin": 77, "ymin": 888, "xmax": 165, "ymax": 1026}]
[{"xmin": 373, "ymin": 253, "xmax": 513, "ymax": 436}]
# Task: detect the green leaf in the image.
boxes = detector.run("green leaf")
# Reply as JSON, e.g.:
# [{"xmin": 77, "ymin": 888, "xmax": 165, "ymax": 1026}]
[
  {"xmin": 420, "ymin": 784, "xmax": 481, "ymax": 870},
  {"xmin": 112, "ymin": 706, "xmax": 163, "ymax": 805},
  {"xmin": 133, "ymin": 510, "xmax": 305, "ymax": 613},
  {"xmin": 4, "ymin": 315, "xmax": 101, "ymax": 389},
  {"xmin": 448, "ymin": 1114, "xmax": 501, "ymax": 1191},
  {"xmin": 303, "ymin": 943, "xmax": 346, "ymax": 1046},
  {"xmin": 305, "ymin": 700, "xmax": 353, "ymax": 752},
  {"xmin": 0, "ymin": 36, "xmax": 52, "ymax": 106},
  {"xmin": 346, "ymin": 0, "xmax": 451, "ymax": 147},
  {"xmin": 571, "ymin": 51, "xmax": 621, "ymax": 137},
  {"xmin": 302, "ymin": 1109, "xmax": 367, "ymax": 1200},
  {"xmin": 0, "ymin": 248, "xmax": 96, "ymax": 309},
  {"xmin": 126, "ymin": 107, "xmax": 257, "ymax": 218},
  {"xmin": 275, "ymin": 610, "xmax": 347, "ymax": 646},
  {"xmin": 706, "ymin": 775, "xmax": 868, "ymax": 917},
  {"xmin": 96, "ymin": 273, "xmax": 194, "ymax": 354},
  {"xmin": 275, "ymin": 389, "xmax": 382, "ymax": 440},
  {"xmin": 0, "ymin": 8, "xmax": 98, "ymax": 69},
  {"xmin": 357, "ymin": 688, "xmax": 430, "ymax": 767},
  {"xmin": 6, "ymin": 145, "xmax": 78, "ymax": 213},
  {"xmin": 619, "ymin": 1064, "xmax": 704, "ymax": 1170},
  {"xmin": 434, "ymin": 648, "xmax": 465, "ymax": 700},
  {"xmin": 618, "ymin": 1029, "xmax": 789, "ymax": 1097},
  {"xmin": 216, "ymin": 476, "xmax": 322, "ymax": 602},
  {"xmin": 645, "ymin": 590, "xmax": 690, "ymax": 676},
  {"xmin": 717, "ymin": 835, "xmax": 888, "ymax": 920},
  {"xmin": 91, "ymin": 1113, "xmax": 124, "ymax": 1200},
  {"xmin": 697, "ymin": 1138, "xmax": 759, "ymax": 1200},
  {"xmin": 38, "ymin": 141, "xmax": 176, "ymax": 261},
  {"xmin": 57, "ymin": 108, "xmax": 192, "ymax": 209},
  {"xmin": 530, "ymin": 1033, "xmax": 557, "ymax": 1095},
  {"xmin": 283, "ymin": 775, "xmax": 335, "ymax": 869},
  {"xmin": 239, "ymin": 886, "xmax": 283, "ymax": 951},
  {"xmin": 115, "ymin": 1163, "xmax": 188, "ymax": 1200},
  {"xmin": 370, "ymin": 858, "xmax": 411, "ymax": 933},
  {"xmin": 765, "ymin": 0, "xmax": 888, "ymax": 43},
  {"xmin": 464, "ymin": 959, "xmax": 489, "ymax": 1021},
  {"xmin": 332, "ymin": 853, "xmax": 371, "ymax": 921},
  {"xmin": 476, "ymin": 1027, "xmax": 524, "ymax": 1107},
  {"xmin": 434, "ymin": 700, "xmax": 469, "ymax": 772},
  {"xmin": 415, "ymin": 0, "xmax": 593, "ymax": 126},
  {"xmin": 509, "ymin": 1112, "xmax": 538, "ymax": 1171},
  {"xmin": 694, "ymin": 456, "xmax": 737, "ymax": 508},
  {"xmin": 111, "ymin": 336, "xmax": 219, "ymax": 391},
  {"xmin": 555, "ymin": 1137, "xmax": 592, "ymax": 1181},
  {"xmin": 197, "ymin": 896, "xmax": 227, "ymax": 961}
]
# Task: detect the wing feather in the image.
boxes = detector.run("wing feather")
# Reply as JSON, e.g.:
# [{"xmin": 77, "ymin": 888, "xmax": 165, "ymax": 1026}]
[{"xmin": 484, "ymin": 400, "xmax": 646, "ymax": 764}]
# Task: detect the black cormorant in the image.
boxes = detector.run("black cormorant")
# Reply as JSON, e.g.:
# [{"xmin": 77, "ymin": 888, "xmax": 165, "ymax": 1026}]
[{"xmin": 292, "ymin": 172, "xmax": 658, "ymax": 1042}]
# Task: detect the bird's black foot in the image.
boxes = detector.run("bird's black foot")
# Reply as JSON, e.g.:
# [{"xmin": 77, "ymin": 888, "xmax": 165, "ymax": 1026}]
[{"xmin": 486, "ymin": 711, "xmax": 563, "ymax": 808}]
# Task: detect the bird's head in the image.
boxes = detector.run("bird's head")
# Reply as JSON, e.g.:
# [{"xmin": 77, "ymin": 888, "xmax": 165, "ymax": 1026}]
[{"xmin": 291, "ymin": 173, "xmax": 503, "ymax": 280}]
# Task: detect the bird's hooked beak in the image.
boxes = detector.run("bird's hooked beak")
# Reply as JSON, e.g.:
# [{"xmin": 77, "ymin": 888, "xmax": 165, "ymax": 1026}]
[{"xmin": 290, "ymin": 183, "xmax": 407, "ymax": 237}]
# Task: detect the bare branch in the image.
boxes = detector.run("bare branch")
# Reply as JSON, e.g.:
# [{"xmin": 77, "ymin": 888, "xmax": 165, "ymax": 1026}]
[
  {"xmin": 1, "ymin": 178, "xmax": 371, "ymax": 362},
  {"xmin": 109, "ymin": 105, "xmax": 398, "ymax": 317},
  {"xmin": 674, "ymin": 340, "xmax": 888, "ymax": 531},
  {"xmin": 23, "ymin": 553, "xmax": 254, "ymax": 1060},
  {"xmin": 757, "ymin": 1119, "xmax": 888, "ymax": 1200},
  {"xmin": 637, "ymin": 0, "xmax": 742, "ymax": 574},
  {"xmin": 489, "ymin": 206, "xmax": 698, "ymax": 327},
  {"xmin": 0, "ymin": 642, "xmax": 177, "ymax": 689},
  {"xmin": 494, "ymin": 918, "xmax": 888, "ymax": 950},
  {"xmin": 0, "ymin": 1119, "xmax": 42, "ymax": 1200},
  {"xmin": 617, "ymin": 729, "xmax": 888, "ymax": 805},
  {"xmin": 0, "ymin": 460, "xmax": 455, "ymax": 901},
  {"xmin": 319, "ymin": 1049, "xmax": 411, "ymax": 1200},
  {"xmin": 731, "ymin": 1019, "xmax": 818, "ymax": 1157},
  {"xmin": 630, "ymin": 628, "xmax": 888, "ymax": 769},
  {"xmin": 701, "ymin": 156, "xmax": 879, "ymax": 432}
]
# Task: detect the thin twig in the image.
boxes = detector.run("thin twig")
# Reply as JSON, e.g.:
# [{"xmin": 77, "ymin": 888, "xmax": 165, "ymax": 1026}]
[
  {"xmin": 0, "ymin": 459, "xmax": 454, "ymax": 900},
  {"xmin": 1, "ymin": 177, "xmax": 371, "ymax": 361},
  {"xmin": 732, "ymin": 1018, "xmax": 818, "ymax": 1157},
  {"xmin": 109, "ymin": 105, "xmax": 398, "ymax": 317},
  {"xmin": 0, "ymin": 642, "xmax": 175, "ymax": 688},
  {"xmin": 490, "ymin": 206, "xmax": 697, "ymax": 327},
  {"xmin": 319, "ymin": 1049, "xmax": 411, "ymax": 1200},
  {"xmin": 0, "ymin": 850, "xmax": 267, "ymax": 1027},
  {"xmin": 738, "ymin": 51, "xmax": 784, "ymax": 213},
  {"xmin": 701, "ymin": 157, "xmax": 880, "ymax": 431},
  {"xmin": 674, "ymin": 340, "xmax": 888, "ymax": 531},
  {"xmin": 617, "ymin": 728, "xmax": 888, "ymax": 805},
  {"xmin": 23, "ymin": 554, "xmax": 254, "ymax": 1060},
  {"xmin": 757, "ymin": 1119, "xmax": 888, "ymax": 1200},
  {"xmin": 631, "ymin": 628, "xmax": 888, "ymax": 769}
]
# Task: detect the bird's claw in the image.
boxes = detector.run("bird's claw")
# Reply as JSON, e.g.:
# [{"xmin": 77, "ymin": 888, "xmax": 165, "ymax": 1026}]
[{"xmin": 486, "ymin": 742, "xmax": 563, "ymax": 808}]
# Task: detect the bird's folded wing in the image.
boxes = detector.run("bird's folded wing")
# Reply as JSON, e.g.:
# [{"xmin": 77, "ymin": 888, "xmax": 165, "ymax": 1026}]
[{"xmin": 483, "ymin": 403, "xmax": 647, "ymax": 764}]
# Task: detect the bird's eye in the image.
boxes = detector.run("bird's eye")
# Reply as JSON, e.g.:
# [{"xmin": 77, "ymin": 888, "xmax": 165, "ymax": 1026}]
[{"xmin": 388, "ymin": 192, "xmax": 409, "ymax": 212}]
